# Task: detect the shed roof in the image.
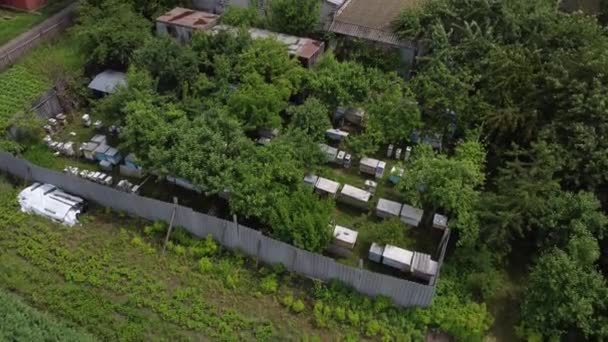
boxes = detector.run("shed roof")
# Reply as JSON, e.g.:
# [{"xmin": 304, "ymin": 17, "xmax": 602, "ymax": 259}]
[
  {"xmin": 94, "ymin": 144, "xmax": 110, "ymax": 154},
  {"xmin": 377, "ymin": 198, "xmax": 403, "ymax": 216},
  {"xmin": 400, "ymin": 203, "xmax": 423, "ymax": 221},
  {"xmin": 211, "ymin": 25, "xmax": 324, "ymax": 60},
  {"xmin": 88, "ymin": 70, "xmax": 127, "ymax": 94},
  {"xmin": 156, "ymin": 7, "xmax": 219, "ymax": 30},
  {"xmin": 315, "ymin": 177, "xmax": 341, "ymax": 194},
  {"xmin": 334, "ymin": 225, "xmax": 358, "ymax": 245},
  {"xmin": 340, "ymin": 184, "xmax": 372, "ymax": 202},
  {"xmin": 329, "ymin": 0, "xmax": 422, "ymax": 47},
  {"xmin": 382, "ymin": 244, "xmax": 413, "ymax": 265},
  {"xmin": 360, "ymin": 157, "xmax": 380, "ymax": 169}
]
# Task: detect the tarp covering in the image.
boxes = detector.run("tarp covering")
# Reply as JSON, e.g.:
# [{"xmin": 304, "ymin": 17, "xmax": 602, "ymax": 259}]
[
  {"xmin": 88, "ymin": 70, "xmax": 127, "ymax": 94},
  {"xmin": 18, "ymin": 183, "xmax": 84, "ymax": 226}
]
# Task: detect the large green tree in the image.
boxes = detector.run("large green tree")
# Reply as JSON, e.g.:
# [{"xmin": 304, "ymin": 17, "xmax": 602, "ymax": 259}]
[
  {"xmin": 287, "ymin": 97, "xmax": 330, "ymax": 142},
  {"xmin": 76, "ymin": 0, "xmax": 151, "ymax": 68},
  {"xmin": 267, "ymin": 0, "xmax": 320, "ymax": 36},
  {"xmin": 398, "ymin": 140, "xmax": 486, "ymax": 246},
  {"xmin": 519, "ymin": 248, "xmax": 608, "ymax": 340}
]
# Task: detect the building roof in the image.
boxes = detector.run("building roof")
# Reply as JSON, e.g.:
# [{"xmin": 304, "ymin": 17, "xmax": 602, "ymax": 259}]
[
  {"xmin": 315, "ymin": 177, "xmax": 341, "ymax": 194},
  {"xmin": 400, "ymin": 203, "xmax": 423, "ymax": 222},
  {"xmin": 382, "ymin": 244, "xmax": 414, "ymax": 267},
  {"xmin": 360, "ymin": 157, "xmax": 380, "ymax": 169},
  {"xmin": 94, "ymin": 144, "xmax": 110, "ymax": 154},
  {"xmin": 211, "ymin": 25, "xmax": 325, "ymax": 60},
  {"xmin": 329, "ymin": 0, "xmax": 422, "ymax": 47},
  {"xmin": 156, "ymin": 7, "xmax": 219, "ymax": 30},
  {"xmin": 88, "ymin": 70, "xmax": 127, "ymax": 94},
  {"xmin": 334, "ymin": 225, "xmax": 358, "ymax": 245},
  {"xmin": 377, "ymin": 198, "xmax": 403, "ymax": 216},
  {"xmin": 340, "ymin": 184, "xmax": 372, "ymax": 202}
]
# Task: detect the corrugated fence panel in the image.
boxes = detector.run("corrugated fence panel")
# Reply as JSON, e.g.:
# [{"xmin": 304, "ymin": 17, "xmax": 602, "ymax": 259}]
[
  {"xmin": 193, "ymin": 212, "xmax": 225, "ymax": 241},
  {"xmin": 0, "ymin": 153, "xmax": 438, "ymax": 307},
  {"xmin": 237, "ymin": 225, "xmax": 262, "ymax": 257},
  {"xmin": 259, "ymin": 237, "xmax": 296, "ymax": 268},
  {"xmin": 333, "ymin": 262, "xmax": 362, "ymax": 287}
]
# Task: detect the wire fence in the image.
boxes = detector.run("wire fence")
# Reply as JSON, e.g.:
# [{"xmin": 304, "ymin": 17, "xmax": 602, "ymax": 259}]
[
  {"xmin": 0, "ymin": 152, "xmax": 444, "ymax": 307},
  {"xmin": 0, "ymin": 3, "xmax": 77, "ymax": 72}
]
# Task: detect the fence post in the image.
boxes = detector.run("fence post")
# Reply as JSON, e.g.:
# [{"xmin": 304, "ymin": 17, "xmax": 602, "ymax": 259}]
[
  {"xmin": 162, "ymin": 197, "xmax": 179, "ymax": 254},
  {"xmin": 255, "ymin": 239, "xmax": 262, "ymax": 268}
]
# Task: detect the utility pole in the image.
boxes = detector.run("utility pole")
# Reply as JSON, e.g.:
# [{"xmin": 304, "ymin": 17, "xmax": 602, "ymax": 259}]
[{"xmin": 162, "ymin": 197, "xmax": 179, "ymax": 255}]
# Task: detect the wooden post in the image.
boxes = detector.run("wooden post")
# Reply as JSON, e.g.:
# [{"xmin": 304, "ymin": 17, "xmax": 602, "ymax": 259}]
[{"xmin": 162, "ymin": 197, "xmax": 179, "ymax": 255}]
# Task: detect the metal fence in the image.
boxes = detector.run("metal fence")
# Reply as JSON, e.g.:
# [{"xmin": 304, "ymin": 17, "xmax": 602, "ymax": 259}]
[
  {"xmin": 0, "ymin": 3, "xmax": 77, "ymax": 72},
  {"xmin": 0, "ymin": 152, "xmax": 440, "ymax": 307}
]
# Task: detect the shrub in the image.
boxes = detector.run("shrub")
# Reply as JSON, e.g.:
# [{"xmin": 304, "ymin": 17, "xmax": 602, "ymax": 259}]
[
  {"xmin": 291, "ymin": 299, "xmax": 305, "ymax": 314},
  {"xmin": 282, "ymin": 294, "xmax": 294, "ymax": 308},
  {"xmin": 131, "ymin": 236, "xmax": 155, "ymax": 254},
  {"xmin": 173, "ymin": 244, "xmax": 186, "ymax": 256},
  {"xmin": 334, "ymin": 306, "xmax": 346, "ymax": 322},
  {"xmin": 347, "ymin": 310, "xmax": 360, "ymax": 326},
  {"xmin": 144, "ymin": 221, "xmax": 166, "ymax": 236},
  {"xmin": 313, "ymin": 301, "xmax": 332, "ymax": 328},
  {"xmin": 198, "ymin": 257, "xmax": 213, "ymax": 273},
  {"xmin": 365, "ymin": 320, "xmax": 382, "ymax": 337},
  {"xmin": 260, "ymin": 275, "xmax": 278, "ymax": 294}
]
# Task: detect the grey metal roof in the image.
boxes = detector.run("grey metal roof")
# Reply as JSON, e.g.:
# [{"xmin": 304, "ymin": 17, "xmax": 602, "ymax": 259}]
[
  {"xmin": 94, "ymin": 144, "xmax": 110, "ymax": 154},
  {"xmin": 88, "ymin": 70, "xmax": 127, "ymax": 94},
  {"xmin": 377, "ymin": 198, "xmax": 402, "ymax": 216},
  {"xmin": 340, "ymin": 184, "xmax": 371, "ymax": 202},
  {"xmin": 400, "ymin": 203, "xmax": 423, "ymax": 221},
  {"xmin": 328, "ymin": 0, "xmax": 421, "ymax": 47}
]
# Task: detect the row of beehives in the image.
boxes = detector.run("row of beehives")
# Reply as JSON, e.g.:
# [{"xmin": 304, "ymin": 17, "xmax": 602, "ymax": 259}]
[
  {"xmin": 304, "ymin": 175, "xmax": 374, "ymax": 210},
  {"xmin": 43, "ymin": 135, "xmax": 77, "ymax": 157},
  {"xmin": 331, "ymin": 224, "xmax": 438, "ymax": 282},
  {"xmin": 63, "ymin": 166, "xmax": 140, "ymax": 193},
  {"xmin": 80, "ymin": 134, "xmax": 122, "ymax": 169},
  {"xmin": 43, "ymin": 113, "xmax": 68, "ymax": 134}
]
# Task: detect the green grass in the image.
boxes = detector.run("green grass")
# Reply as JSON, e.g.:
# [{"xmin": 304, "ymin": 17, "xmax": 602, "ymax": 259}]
[
  {"xmin": 0, "ymin": 289, "xmax": 96, "ymax": 341},
  {"xmin": 0, "ymin": 0, "xmax": 74, "ymax": 46},
  {"xmin": 0, "ymin": 33, "xmax": 85, "ymax": 132}
]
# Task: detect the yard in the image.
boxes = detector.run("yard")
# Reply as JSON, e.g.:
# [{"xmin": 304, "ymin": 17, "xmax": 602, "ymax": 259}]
[
  {"xmin": 0, "ymin": 0, "xmax": 74, "ymax": 46},
  {"xmin": 0, "ymin": 175, "xmax": 443, "ymax": 341}
]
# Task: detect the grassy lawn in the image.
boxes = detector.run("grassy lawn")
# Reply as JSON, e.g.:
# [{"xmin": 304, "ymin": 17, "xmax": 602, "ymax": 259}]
[
  {"xmin": 0, "ymin": 33, "xmax": 84, "ymax": 131},
  {"xmin": 0, "ymin": 289, "xmax": 95, "ymax": 341},
  {"xmin": 0, "ymin": 0, "xmax": 74, "ymax": 46}
]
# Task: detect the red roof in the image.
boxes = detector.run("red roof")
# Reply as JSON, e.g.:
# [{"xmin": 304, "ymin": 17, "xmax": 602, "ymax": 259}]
[{"xmin": 156, "ymin": 7, "xmax": 219, "ymax": 30}]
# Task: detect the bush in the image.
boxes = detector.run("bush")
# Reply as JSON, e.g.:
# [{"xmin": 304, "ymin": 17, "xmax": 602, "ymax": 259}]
[
  {"xmin": 291, "ymin": 299, "xmax": 305, "ymax": 314},
  {"xmin": 198, "ymin": 257, "xmax": 213, "ymax": 273},
  {"xmin": 144, "ymin": 221, "xmax": 166, "ymax": 236},
  {"xmin": 188, "ymin": 235, "xmax": 218, "ymax": 259},
  {"xmin": 333, "ymin": 306, "xmax": 346, "ymax": 322},
  {"xmin": 347, "ymin": 310, "xmax": 360, "ymax": 326},
  {"xmin": 365, "ymin": 320, "xmax": 382, "ymax": 337},
  {"xmin": 130, "ymin": 236, "xmax": 155, "ymax": 254},
  {"xmin": 282, "ymin": 294, "xmax": 294, "ymax": 308},
  {"xmin": 260, "ymin": 275, "xmax": 278, "ymax": 294}
]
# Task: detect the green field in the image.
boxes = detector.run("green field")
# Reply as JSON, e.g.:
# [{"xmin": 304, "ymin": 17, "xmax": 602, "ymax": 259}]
[
  {"xmin": 0, "ymin": 289, "xmax": 95, "ymax": 341},
  {"xmin": 0, "ymin": 0, "xmax": 74, "ymax": 46}
]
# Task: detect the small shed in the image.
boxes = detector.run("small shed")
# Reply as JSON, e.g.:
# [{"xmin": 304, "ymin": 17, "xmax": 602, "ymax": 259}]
[
  {"xmin": 338, "ymin": 184, "xmax": 372, "ymax": 209},
  {"xmin": 91, "ymin": 134, "xmax": 107, "ymax": 145},
  {"xmin": 359, "ymin": 157, "xmax": 379, "ymax": 175},
  {"xmin": 376, "ymin": 198, "xmax": 403, "ymax": 219},
  {"xmin": 382, "ymin": 245, "xmax": 414, "ymax": 271},
  {"xmin": 433, "ymin": 214, "xmax": 448, "ymax": 230},
  {"xmin": 400, "ymin": 203, "xmax": 424, "ymax": 227},
  {"xmin": 120, "ymin": 153, "xmax": 144, "ymax": 178},
  {"xmin": 104, "ymin": 147, "xmax": 122, "ymax": 165},
  {"xmin": 314, "ymin": 177, "xmax": 341, "ymax": 198},
  {"xmin": 319, "ymin": 144, "xmax": 338, "ymax": 163},
  {"xmin": 345, "ymin": 107, "xmax": 365, "ymax": 126},
  {"xmin": 326, "ymin": 128, "xmax": 349, "ymax": 141},
  {"xmin": 333, "ymin": 225, "xmax": 358, "ymax": 249},
  {"xmin": 94, "ymin": 144, "xmax": 111, "ymax": 162},
  {"xmin": 88, "ymin": 70, "xmax": 127, "ymax": 95},
  {"xmin": 375, "ymin": 161, "xmax": 386, "ymax": 179},
  {"xmin": 303, "ymin": 174, "xmax": 319, "ymax": 190},
  {"xmin": 411, "ymin": 252, "xmax": 438, "ymax": 281},
  {"xmin": 369, "ymin": 242, "xmax": 384, "ymax": 263},
  {"xmin": 81, "ymin": 141, "xmax": 99, "ymax": 160}
]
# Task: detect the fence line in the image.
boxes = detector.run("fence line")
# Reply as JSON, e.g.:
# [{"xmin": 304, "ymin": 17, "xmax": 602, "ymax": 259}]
[
  {"xmin": 0, "ymin": 152, "xmax": 439, "ymax": 307},
  {"xmin": 0, "ymin": 3, "xmax": 77, "ymax": 72}
]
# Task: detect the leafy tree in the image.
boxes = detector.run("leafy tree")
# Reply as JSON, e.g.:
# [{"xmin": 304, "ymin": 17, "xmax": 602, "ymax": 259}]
[
  {"xmin": 287, "ymin": 97, "xmax": 330, "ymax": 141},
  {"xmin": 75, "ymin": 0, "xmax": 151, "ymax": 68},
  {"xmin": 269, "ymin": 187, "xmax": 334, "ymax": 252},
  {"xmin": 133, "ymin": 36, "xmax": 199, "ymax": 94},
  {"xmin": 228, "ymin": 73, "xmax": 289, "ymax": 131},
  {"xmin": 366, "ymin": 219, "xmax": 413, "ymax": 247},
  {"xmin": 221, "ymin": 5, "xmax": 262, "ymax": 27},
  {"xmin": 398, "ymin": 140, "xmax": 486, "ymax": 246},
  {"xmin": 94, "ymin": 67, "xmax": 160, "ymax": 121},
  {"xmin": 169, "ymin": 109, "xmax": 254, "ymax": 194},
  {"xmin": 267, "ymin": 0, "xmax": 320, "ymax": 36},
  {"xmin": 519, "ymin": 248, "xmax": 608, "ymax": 340}
]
